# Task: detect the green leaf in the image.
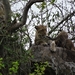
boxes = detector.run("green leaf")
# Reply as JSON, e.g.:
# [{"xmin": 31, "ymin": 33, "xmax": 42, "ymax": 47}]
[
  {"xmin": 41, "ymin": 2, "xmax": 46, "ymax": 9},
  {"xmin": 51, "ymin": 0, "xmax": 55, "ymax": 4},
  {"xmin": 0, "ymin": 73, "xmax": 2, "ymax": 75}
]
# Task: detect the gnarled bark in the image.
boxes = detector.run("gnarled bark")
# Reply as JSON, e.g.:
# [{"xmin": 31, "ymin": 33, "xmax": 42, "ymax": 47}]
[{"xmin": 30, "ymin": 45, "xmax": 75, "ymax": 75}]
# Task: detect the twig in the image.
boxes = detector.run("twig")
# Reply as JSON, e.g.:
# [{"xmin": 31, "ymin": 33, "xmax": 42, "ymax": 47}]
[{"xmin": 48, "ymin": 11, "xmax": 75, "ymax": 35}]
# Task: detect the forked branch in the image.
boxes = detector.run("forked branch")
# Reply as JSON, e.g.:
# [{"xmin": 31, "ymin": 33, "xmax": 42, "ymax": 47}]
[{"xmin": 7, "ymin": 0, "xmax": 44, "ymax": 32}]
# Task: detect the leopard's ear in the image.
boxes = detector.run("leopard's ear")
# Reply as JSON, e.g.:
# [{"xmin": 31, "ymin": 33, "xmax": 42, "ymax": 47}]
[{"xmin": 35, "ymin": 26, "xmax": 39, "ymax": 30}]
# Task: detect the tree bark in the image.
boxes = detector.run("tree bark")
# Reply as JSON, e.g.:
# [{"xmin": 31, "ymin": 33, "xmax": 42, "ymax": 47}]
[
  {"xmin": 30, "ymin": 45, "xmax": 75, "ymax": 75},
  {"xmin": 2, "ymin": 0, "xmax": 11, "ymax": 24}
]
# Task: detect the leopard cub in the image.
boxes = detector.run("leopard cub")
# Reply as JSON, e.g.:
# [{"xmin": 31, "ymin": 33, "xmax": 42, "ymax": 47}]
[{"xmin": 35, "ymin": 25, "xmax": 56, "ymax": 52}]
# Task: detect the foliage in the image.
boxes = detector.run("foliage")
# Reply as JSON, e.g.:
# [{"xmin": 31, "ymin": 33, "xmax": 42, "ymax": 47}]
[
  {"xmin": 30, "ymin": 62, "xmax": 50, "ymax": 75},
  {"xmin": 0, "ymin": 58, "xmax": 5, "ymax": 75},
  {"xmin": 0, "ymin": 31, "xmax": 32, "ymax": 75},
  {"xmin": 0, "ymin": 58, "xmax": 19, "ymax": 75},
  {"xmin": 51, "ymin": 0, "xmax": 55, "ymax": 4},
  {"xmin": 0, "ymin": 58, "xmax": 5, "ymax": 69},
  {"xmin": 9, "ymin": 61, "xmax": 19, "ymax": 75}
]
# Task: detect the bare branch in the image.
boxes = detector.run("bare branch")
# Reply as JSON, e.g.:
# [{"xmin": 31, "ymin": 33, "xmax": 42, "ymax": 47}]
[
  {"xmin": 7, "ymin": 0, "xmax": 44, "ymax": 32},
  {"xmin": 48, "ymin": 11, "xmax": 75, "ymax": 35}
]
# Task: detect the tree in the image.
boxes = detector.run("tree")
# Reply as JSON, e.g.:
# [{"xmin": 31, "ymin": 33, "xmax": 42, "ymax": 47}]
[{"xmin": 0, "ymin": 0, "xmax": 75, "ymax": 75}]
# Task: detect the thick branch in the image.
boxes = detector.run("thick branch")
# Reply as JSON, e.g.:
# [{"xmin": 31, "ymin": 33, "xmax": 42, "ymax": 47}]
[
  {"xmin": 7, "ymin": 0, "xmax": 44, "ymax": 32},
  {"xmin": 48, "ymin": 11, "xmax": 75, "ymax": 35},
  {"xmin": 31, "ymin": 45, "xmax": 75, "ymax": 62},
  {"xmin": 2, "ymin": 0, "xmax": 11, "ymax": 24},
  {"xmin": 31, "ymin": 45, "xmax": 75, "ymax": 75}
]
